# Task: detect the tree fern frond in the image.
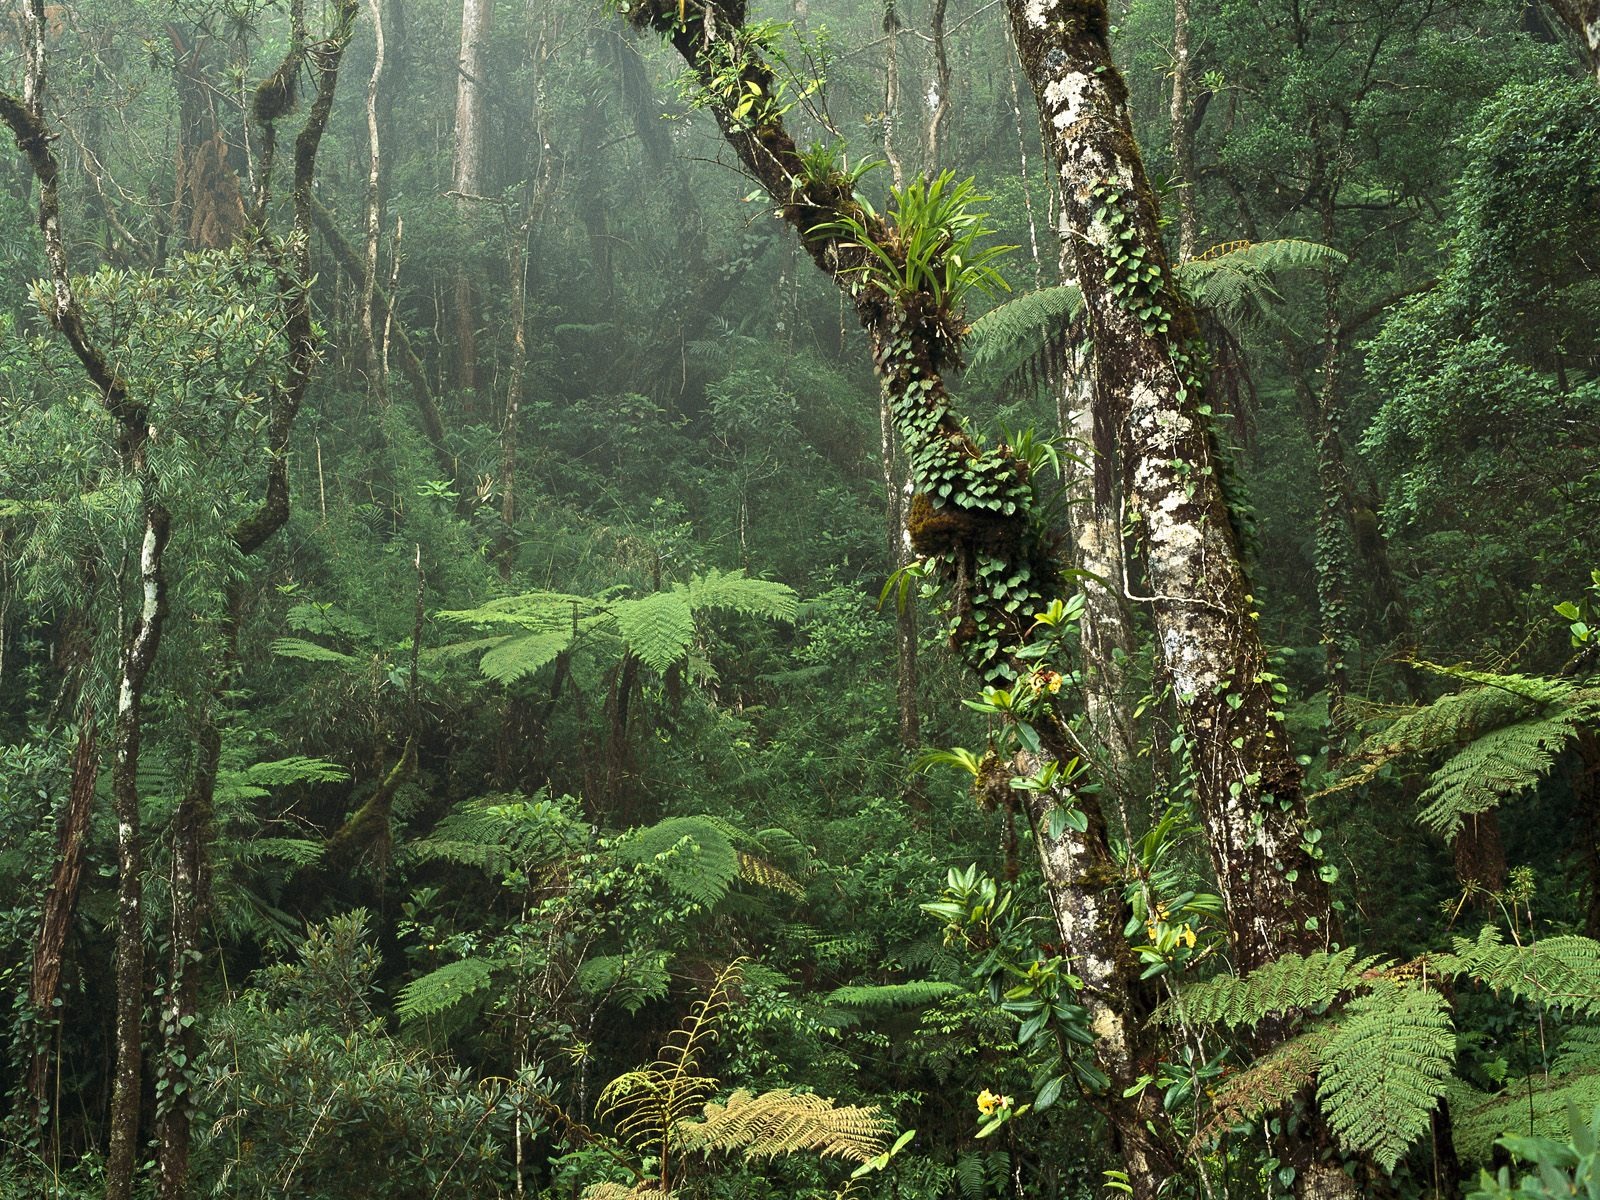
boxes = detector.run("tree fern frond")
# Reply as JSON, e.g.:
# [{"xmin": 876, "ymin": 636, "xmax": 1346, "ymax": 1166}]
[
  {"xmin": 477, "ymin": 629, "xmax": 575, "ymax": 684},
  {"xmin": 270, "ymin": 636, "xmax": 360, "ymax": 665},
  {"xmin": 1416, "ymin": 713, "xmax": 1591, "ymax": 837},
  {"xmin": 404, "ymin": 794, "xmax": 586, "ymax": 873},
  {"xmin": 1315, "ymin": 984, "xmax": 1454, "ymax": 1170},
  {"xmin": 1195, "ymin": 1025, "xmax": 1335, "ymax": 1148},
  {"xmin": 964, "ymin": 284, "xmax": 1084, "ymax": 380},
  {"xmin": 395, "ymin": 956, "xmax": 497, "ymax": 1022},
  {"xmin": 1167, "ymin": 948, "xmax": 1386, "ymax": 1029},
  {"xmin": 612, "ymin": 591, "xmax": 696, "ymax": 674},
  {"xmin": 1434, "ymin": 927, "xmax": 1600, "ymax": 1016},
  {"xmin": 686, "ymin": 568, "xmax": 799, "ymax": 623},
  {"xmin": 1450, "ymin": 1071, "xmax": 1600, "ymax": 1165},
  {"xmin": 576, "ymin": 952, "xmax": 673, "ymax": 1015},
  {"xmin": 581, "ymin": 1184, "xmax": 673, "ymax": 1200},
  {"xmin": 678, "ymin": 1088, "xmax": 890, "ymax": 1164},
  {"xmin": 1175, "ymin": 238, "xmax": 1346, "ymax": 327},
  {"xmin": 1556, "ymin": 1024, "xmax": 1600, "ymax": 1074},
  {"xmin": 824, "ymin": 982, "xmax": 961, "ymax": 1011},
  {"xmin": 618, "ymin": 816, "xmax": 741, "ymax": 908}
]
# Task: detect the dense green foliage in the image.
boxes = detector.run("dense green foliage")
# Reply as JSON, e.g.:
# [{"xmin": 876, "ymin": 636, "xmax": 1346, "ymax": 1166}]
[{"xmin": 0, "ymin": 0, "xmax": 1597, "ymax": 1196}]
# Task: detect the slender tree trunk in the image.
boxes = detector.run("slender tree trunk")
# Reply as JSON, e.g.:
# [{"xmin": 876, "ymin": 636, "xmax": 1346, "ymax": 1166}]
[
  {"xmin": 451, "ymin": 0, "xmax": 494, "ymax": 394},
  {"xmin": 500, "ymin": 211, "xmax": 528, "ymax": 579},
  {"xmin": 879, "ymin": 394, "xmax": 922, "ymax": 771},
  {"xmin": 1057, "ymin": 322, "xmax": 1142, "ymax": 809},
  {"xmin": 106, "ymin": 497, "xmax": 171, "ymax": 1200},
  {"xmin": 923, "ymin": 0, "xmax": 951, "ymax": 171},
  {"xmin": 24, "ymin": 704, "xmax": 98, "ymax": 1135},
  {"xmin": 1005, "ymin": 0, "xmax": 1330, "ymax": 975},
  {"xmin": 361, "ymin": 0, "xmax": 388, "ymax": 393},
  {"xmin": 882, "ymin": 2, "xmax": 905, "ymax": 187},
  {"xmin": 1168, "ymin": 0, "xmax": 1199, "ymax": 261}
]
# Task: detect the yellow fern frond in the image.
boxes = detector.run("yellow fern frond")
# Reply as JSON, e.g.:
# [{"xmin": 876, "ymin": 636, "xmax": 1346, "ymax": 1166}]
[{"xmin": 678, "ymin": 1088, "xmax": 891, "ymax": 1164}]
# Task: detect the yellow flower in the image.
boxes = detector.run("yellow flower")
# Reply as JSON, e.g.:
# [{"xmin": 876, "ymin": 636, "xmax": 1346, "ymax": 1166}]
[
  {"xmin": 976, "ymin": 1088, "xmax": 1010, "ymax": 1116},
  {"xmin": 1181, "ymin": 924, "xmax": 1197, "ymax": 949}
]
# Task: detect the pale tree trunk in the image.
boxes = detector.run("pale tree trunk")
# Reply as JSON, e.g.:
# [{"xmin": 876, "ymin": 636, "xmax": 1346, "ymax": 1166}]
[
  {"xmin": 1546, "ymin": 0, "xmax": 1600, "ymax": 83},
  {"xmin": 923, "ymin": 0, "xmax": 951, "ymax": 171},
  {"xmin": 361, "ymin": 0, "xmax": 388, "ymax": 393},
  {"xmin": 1168, "ymin": 0, "xmax": 1200, "ymax": 261},
  {"xmin": 1006, "ymin": 4, "xmax": 1348, "ymax": 1192},
  {"xmin": 451, "ymin": 0, "xmax": 494, "ymax": 393},
  {"xmin": 623, "ymin": 4, "xmax": 1171, "ymax": 1189},
  {"xmin": 882, "ymin": 3, "xmax": 905, "ymax": 188},
  {"xmin": 1056, "ymin": 325, "xmax": 1141, "ymax": 809},
  {"xmin": 1005, "ymin": 0, "xmax": 1329, "ymax": 976}
]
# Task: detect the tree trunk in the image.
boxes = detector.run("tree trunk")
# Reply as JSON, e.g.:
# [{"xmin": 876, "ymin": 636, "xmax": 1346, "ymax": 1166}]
[
  {"xmin": 1546, "ymin": 0, "xmax": 1600, "ymax": 83},
  {"xmin": 923, "ymin": 0, "xmax": 951, "ymax": 171},
  {"xmin": 106, "ymin": 497, "xmax": 171, "ymax": 1200},
  {"xmin": 360, "ymin": 0, "xmax": 388, "ymax": 393},
  {"xmin": 1005, "ymin": 0, "xmax": 1330, "ymax": 976},
  {"xmin": 451, "ymin": 0, "xmax": 494, "ymax": 394},
  {"xmin": 24, "ymin": 704, "xmax": 98, "ymax": 1136},
  {"xmin": 1168, "ymin": 0, "xmax": 1200, "ymax": 261}
]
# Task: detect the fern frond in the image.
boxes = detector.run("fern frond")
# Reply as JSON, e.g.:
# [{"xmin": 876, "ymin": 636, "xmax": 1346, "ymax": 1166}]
[
  {"xmin": 678, "ymin": 1088, "xmax": 890, "ymax": 1164},
  {"xmin": 241, "ymin": 837, "xmax": 326, "ymax": 866},
  {"xmin": 395, "ymin": 956, "xmax": 497, "ymax": 1022},
  {"xmin": 1416, "ymin": 712, "xmax": 1591, "ymax": 837},
  {"xmin": 618, "ymin": 816, "xmax": 741, "ymax": 908},
  {"xmin": 596, "ymin": 959, "xmax": 744, "ymax": 1157},
  {"xmin": 964, "ymin": 284, "xmax": 1084, "ymax": 381},
  {"xmin": 235, "ymin": 755, "xmax": 351, "ymax": 787},
  {"xmin": 1449, "ymin": 1071, "xmax": 1600, "ymax": 1165},
  {"xmin": 581, "ymin": 1184, "xmax": 673, "ymax": 1200},
  {"xmin": 825, "ymin": 982, "xmax": 961, "ymax": 1011},
  {"xmin": 1434, "ymin": 927, "xmax": 1600, "ymax": 1016},
  {"xmin": 1168, "ymin": 948, "xmax": 1386, "ymax": 1029},
  {"xmin": 1195, "ymin": 1025, "xmax": 1335, "ymax": 1148},
  {"xmin": 1175, "ymin": 238, "xmax": 1347, "ymax": 327},
  {"xmin": 405, "ymin": 794, "xmax": 586, "ymax": 873},
  {"xmin": 1315, "ymin": 984, "xmax": 1454, "ymax": 1170},
  {"xmin": 737, "ymin": 852, "xmax": 804, "ymax": 897},
  {"xmin": 478, "ymin": 630, "xmax": 575, "ymax": 684},
  {"xmin": 686, "ymin": 568, "xmax": 798, "ymax": 623},
  {"xmin": 576, "ymin": 952, "xmax": 673, "ymax": 1015},
  {"xmin": 612, "ymin": 591, "xmax": 696, "ymax": 674},
  {"xmin": 1556, "ymin": 1024, "xmax": 1600, "ymax": 1074},
  {"xmin": 270, "ymin": 636, "xmax": 360, "ymax": 665}
]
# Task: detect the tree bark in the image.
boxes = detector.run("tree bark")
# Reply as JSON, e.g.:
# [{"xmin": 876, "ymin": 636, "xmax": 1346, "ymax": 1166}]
[
  {"xmin": 1167, "ymin": 0, "xmax": 1200, "ymax": 261},
  {"xmin": 24, "ymin": 705, "xmax": 98, "ymax": 1136},
  {"xmin": 923, "ymin": 0, "xmax": 952, "ymax": 171},
  {"xmin": 1005, "ymin": 0, "xmax": 1330, "ymax": 976},
  {"xmin": 361, "ymin": 0, "xmax": 388, "ymax": 393},
  {"xmin": 1546, "ymin": 0, "xmax": 1600, "ymax": 83},
  {"xmin": 451, "ymin": 0, "xmax": 495, "ymax": 393}
]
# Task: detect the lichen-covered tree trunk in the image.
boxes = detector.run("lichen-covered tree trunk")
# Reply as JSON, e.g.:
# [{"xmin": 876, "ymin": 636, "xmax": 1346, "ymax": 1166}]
[
  {"xmin": 451, "ymin": 0, "xmax": 494, "ymax": 392},
  {"xmin": 1005, "ymin": 0, "xmax": 1329, "ymax": 975},
  {"xmin": 1057, "ymin": 324, "xmax": 1142, "ymax": 809}
]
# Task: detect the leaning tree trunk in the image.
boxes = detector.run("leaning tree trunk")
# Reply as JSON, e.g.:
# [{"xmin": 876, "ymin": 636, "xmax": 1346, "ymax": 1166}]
[
  {"xmin": 622, "ymin": 4, "xmax": 1173, "ymax": 1191},
  {"xmin": 1546, "ymin": 0, "xmax": 1600, "ymax": 84}
]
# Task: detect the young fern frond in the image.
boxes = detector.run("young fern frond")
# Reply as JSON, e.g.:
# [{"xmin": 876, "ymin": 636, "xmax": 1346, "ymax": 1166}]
[
  {"xmin": 595, "ymin": 959, "xmax": 745, "ymax": 1161},
  {"xmin": 677, "ymin": 1088, "xmax": 890, "ymax": 1164}
]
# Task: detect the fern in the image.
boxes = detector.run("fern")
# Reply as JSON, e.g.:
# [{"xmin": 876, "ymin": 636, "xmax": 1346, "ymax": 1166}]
[
  {"xmin": 1168, "ymin": 948, "xmax": 1386, "ymax": 1029},
  {"xmin": 1195, "ymin": 1025, "xmax": 1334, "ymax": 1147},
  {"xmin": 269, "ymin": 636, "xmax": 360, "ymax": 666},
  {"xmin": 612, "ymin": 590, "xmax": 697, "ymax": 674},
  {"xmin": 825, "ymin": 982, "xmax": 961, "ymax": 1011},
  {"xmin": 1334, "ymin": 665, "xmax": 1600, "ymax": 839},
  {"xmin": 1315, "ymin": 984, "xmax": 1455, "ymax": 1170},
  {"xmin": 1556, "ymin": 1024, "xmax": 1600, "ymax": 1074},
  {"xmin": 964, "ymin": 283, "xmax": 1084, "ymax": 381},
  {"xmin": 596, "ymin": 959, "xmax": 744, "ymax": 1160},
  {"xmin": 677, "ymin": 1088, "xmax": 890, "ymax": 1164},
  {"xmin": 1175, "ymin": 238, "xmax": 1347, "ymax": 327},
  {"xmin": 736, "ymin": 852, "xmax": 804, "ymax": 897},
  {"xmin": 576, "ymin": 952, "xmax": 673, "ymax": 1015},
  {"xmin": 404, "ymin": 794, "xmax": 586, "ymax": 874},
  {"xmin": 618, "ymin": 816, "xmax": 742, "ymax": 908},
  {"xmin": 1434, "ymin": 927, "xmax": 1600, "ymax": 1016},
  {"xmin": 395, "ymin": 956, "xmax": 497, "ymax": 1022},
  {"xmin": 1450, "ymin": 1072, "xmax": 1600, "ymax": 1165},
  {"xmin": 686, "ymin": 568, "xmax": 799, "ymax": 623}
]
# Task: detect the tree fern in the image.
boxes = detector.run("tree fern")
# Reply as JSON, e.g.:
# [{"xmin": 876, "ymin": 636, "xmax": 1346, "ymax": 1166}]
[
  {"xmin": 612, "ymin": 590, "xmax": 697, "ymax": 673},
  {"xmin": 677, "ymin": 1088, "xmax": 890, "ymax": 1164},
  {"xmin": 576, "ymin": 952, "xmax": 674, "ymax": 1016},
  {"xmin": 1167, "ymin": 947, "xmax": 1386, "ymax": 1029},
  {"xmin": 964, "ymin": 284, "xmax": 1084, "ymax": 381},
  {"xmin": 1195, "ymin": 1025, "xmax": 1335, "ymax": 1148},
  {"xmin": 596, "ymin": 959, "xmax": 744, "ymax": 1161},
  {"xmin": 1334, "ymin": 664, "xmax": 1600, "ymax": 839},
  {"xmin": 825, "ymin": 982, "xmax": 961, "ymax": 1011},
  {"xmin": 1175, "ymin": 238, "xmax": 1347, "ymax": 328},
  {"xmin": 1434, "ymin": 927, "xmax": 1600, "ymax": 1017},
  {"xmin": 403, "ymin": 793, "xmax": 586, "ymax": 874},
  {"xmin": 617, "ymin": 816, "xmax": 742, "ymax": 908},
  {"xmin": 395, "ymin": 956, "xmax": 497, "ymax": 1022},
  {"xmin": 1315, "ymin": 984, "xmax": 1455, "ymax": 1170}
]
